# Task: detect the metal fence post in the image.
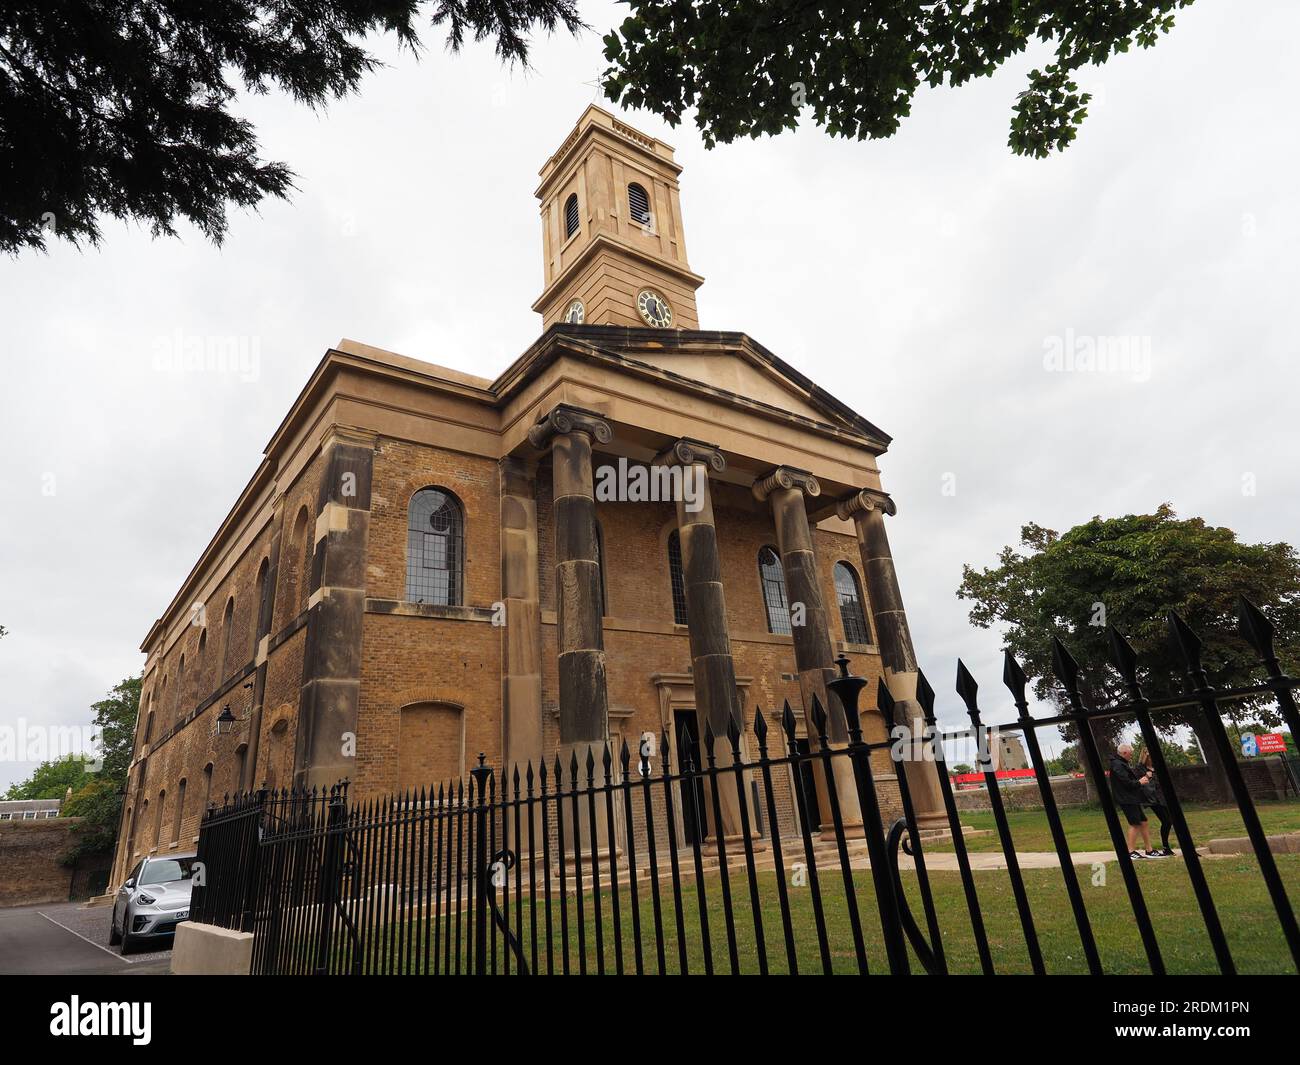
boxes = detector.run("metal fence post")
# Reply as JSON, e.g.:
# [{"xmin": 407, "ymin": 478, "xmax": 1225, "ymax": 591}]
[
  {"xmin": 240, "ymin": 789, "xmax": 267, "ymax": 933},
  {"xmin": 470, "ymin": 754, "xmax": 492, "ymax": 976},
  {"xmin": 313, "ymin": 786, "xmax": 345, "ymax": 975}
]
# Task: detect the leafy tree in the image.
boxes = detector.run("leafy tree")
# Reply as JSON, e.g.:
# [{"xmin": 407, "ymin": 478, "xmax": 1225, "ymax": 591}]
[
  {"xmin": 1046, "ymin": 743, "xmax": 1080, "ymax": 776},
  {"xmin": 4, "ymin": 753, "xmax": 90, "ymax": 800},
  {"xmin": 951, "ymin": 763, "xmax": 975, "ymax": 775},
  {"xmin": 62, "ymin": 676, "xmax": 141, "ymax": 863},
  {"xmin": 603, "ymin": 1, "xmax": 1193, "ymax": 157},
  {"xmin": 957, "ymin": 505, "xmax": 1300, "ymax": 800},
  {"xmin": 2, "ymin": 1, "xmax": 583, "ymax": 254},
  {"xmin": 1132, "ymin": 735, "xmax": 1198, "ymax": 769}
]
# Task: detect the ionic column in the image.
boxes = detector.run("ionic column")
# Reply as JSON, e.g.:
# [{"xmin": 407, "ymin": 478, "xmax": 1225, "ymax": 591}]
[
  {"xmin": 753, "ymin": 467, "xmax": 863, "ymax": 837},
  {"xmin": 528, "ymin": 405, "xmax": 614, "ymax": 852},
  {"xmin": 837, "ymin": 488, "xmax": 945, "ymax": 828},
  {"xmin": 656, "ymin": 438, "xmax": 750, "ymax": 846}
]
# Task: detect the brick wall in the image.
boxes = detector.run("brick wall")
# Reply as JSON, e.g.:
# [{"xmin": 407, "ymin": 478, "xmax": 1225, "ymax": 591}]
[{"xmin": 0, "ymin": 819, "xmax": 110, "ymax": 906}]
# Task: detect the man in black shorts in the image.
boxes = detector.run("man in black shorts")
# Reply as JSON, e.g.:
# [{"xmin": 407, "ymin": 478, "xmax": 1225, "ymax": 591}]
[{"xmin": 1109, "ymin": 743, "xmax": 1160, "ymax": 858}]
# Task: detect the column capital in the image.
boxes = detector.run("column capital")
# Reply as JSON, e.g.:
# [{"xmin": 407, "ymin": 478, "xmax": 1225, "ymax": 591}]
[
  {"xmin": 653, "ymin": 436, "xmax": 726, "ymax": 473},
  {"xmin": 836, "ymin": 487, "xmax": 897, "ymax": 520},
  {"xmin": 752, "ymin": 466, "xmax": 820, "ymax": 503},
  {"xmin": 527, "ymin": 404, "xmax": 612, "ymax": 450}
]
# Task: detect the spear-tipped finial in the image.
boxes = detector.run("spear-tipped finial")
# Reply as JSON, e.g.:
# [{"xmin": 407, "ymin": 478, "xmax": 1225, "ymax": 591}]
[
  {"xmin": 619, "ymin": 737, "xmax": 631, "ymax": 771},
  {"xmin": 1002, "ymin": 650, "xmax": 1029, "ymax": 708},
  {"xmin": 1105, "ymin": 624, "xmax": 1140, "ymax": 688},
  {"xmin": 753, "ymin": 706, "xmax": 768, "ymax": 744},
  {"xmin": 1237, "ymin": 596, "xmax": 1276, "ymax": 660},
  {"xmin": 955, "ymin": 659, "xmax": 980, "ymax": 721},
  {"xmin": 780, "ymin": 700, "xmax": 798, "ymax": 744},
  {"xmin": 1167, "ymin": 610, "xmax": 1204, "ymax": 674},
  {"xmin": 1050, "ymin": 636, "xmax": 1081, "ymax": 698},
  {"xmin": 876, "ymin": 676, "xmax": 897, "ymax": 727},
  {"xmin": 809, "ymin": 693, "xmax": 829, "ymax": 739},
  {"xmin": 726, "ymin": 714, "xmax": 742, "ymax": 749},
  {"xmin": 915, "ymin": 669, "xmax": 936, "ymax": 722}
]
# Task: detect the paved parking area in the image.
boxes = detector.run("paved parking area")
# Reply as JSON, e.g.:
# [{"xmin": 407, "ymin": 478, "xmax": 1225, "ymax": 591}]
[{"xmin": 0, "ymin": 901, "xmax": 173, "ymax": 975}]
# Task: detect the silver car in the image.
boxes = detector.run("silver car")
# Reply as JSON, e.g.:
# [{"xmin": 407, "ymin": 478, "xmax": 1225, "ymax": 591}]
[{"xmin": 110, "ymin": 853, "xmax": 197, "ymax": 953}]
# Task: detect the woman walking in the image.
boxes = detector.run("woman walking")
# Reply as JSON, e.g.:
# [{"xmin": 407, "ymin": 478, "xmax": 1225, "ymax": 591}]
[{"xmin": 1139, "ymin": 747, "xmax": 1175, "ymax": 856}]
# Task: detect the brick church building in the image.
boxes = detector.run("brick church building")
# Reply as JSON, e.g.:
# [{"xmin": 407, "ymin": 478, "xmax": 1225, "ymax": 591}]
[{"xmin": 111, "ymin": 106, "xmax": 942, "ymax": 888}]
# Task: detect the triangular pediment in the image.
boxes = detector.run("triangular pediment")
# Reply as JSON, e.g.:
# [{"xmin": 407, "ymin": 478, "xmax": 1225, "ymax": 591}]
[{"xmin": 521, "ymin": 326, "xmax": 888, "ymax": 446}]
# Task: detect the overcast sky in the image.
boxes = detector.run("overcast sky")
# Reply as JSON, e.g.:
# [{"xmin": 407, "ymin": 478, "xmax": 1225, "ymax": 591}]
[{"xmin": 2, "ymin": 1, "xmax": 1298, "ymax": 790}]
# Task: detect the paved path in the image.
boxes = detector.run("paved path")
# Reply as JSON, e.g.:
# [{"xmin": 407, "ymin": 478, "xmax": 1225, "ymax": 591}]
[
  {"xmin": 0, "ymin": 902, "xmax": 172, "ymax": 975},
  {"xmin": 895, "ymin": 850, "xmax": 1122, "ymax": 871}
]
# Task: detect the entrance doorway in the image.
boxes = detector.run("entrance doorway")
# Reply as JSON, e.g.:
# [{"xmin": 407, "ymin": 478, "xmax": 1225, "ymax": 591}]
[{"xmin": 674, "ymin": 710, "xmax": 708, "ymax": 845}]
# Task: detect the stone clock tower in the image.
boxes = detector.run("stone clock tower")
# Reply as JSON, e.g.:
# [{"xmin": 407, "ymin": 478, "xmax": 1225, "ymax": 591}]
[{"xmin": 533, "ymin": 105, "xmax": 704, "ymax": 330}]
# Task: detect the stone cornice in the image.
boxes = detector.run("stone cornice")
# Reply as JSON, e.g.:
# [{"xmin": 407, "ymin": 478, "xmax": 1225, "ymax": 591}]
[
  {"xmin": 526, "ymin": 403, "xmax": 613, "ymax": 449},
  {"xmin": 835, "ymin": 487, "xmax": 897, "ymax": 520},
  {"xmin": 752, "ymin": 466, "xmax": 821, "ymax": 503}
]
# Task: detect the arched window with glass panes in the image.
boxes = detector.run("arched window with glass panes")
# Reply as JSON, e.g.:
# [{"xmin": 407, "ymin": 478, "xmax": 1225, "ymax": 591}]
[
  {"xmin": 833, "ymin": 561, "xmax": 872, "ymax": 645},
  {"xmin": 667, "ymin": 529, "xmax": 688, "ymax": 625},
  {"xmin": 406, "ymin": 488, "xmax": 464, "ymax": 605},
  {"xmin": 758, "ymin": 546, "xmax": 792, "ymax": 635}
]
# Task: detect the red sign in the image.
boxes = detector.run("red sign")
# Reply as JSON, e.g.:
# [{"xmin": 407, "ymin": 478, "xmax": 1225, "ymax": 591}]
[
  {"xmin": 1258, "ymin": 733, "xmax": 1288, "ymax": 754},
  {"xmin": 950, "ymin": 768, "xmax": 1037, "ymax": 785}
]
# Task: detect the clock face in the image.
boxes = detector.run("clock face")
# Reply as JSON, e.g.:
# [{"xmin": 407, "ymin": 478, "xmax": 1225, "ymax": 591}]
[
  {"xmin": 565, "ymin": 299, "xmax": 585, "ymax": 324},
  {"xmin": 637, "ymin": 289, "xmax": 673, "ymax": 328}
]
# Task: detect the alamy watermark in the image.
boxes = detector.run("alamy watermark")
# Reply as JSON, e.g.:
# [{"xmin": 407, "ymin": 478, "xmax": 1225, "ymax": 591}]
[
  {"xmin": 152, "ymin": 330, "xmax": 261, "ymax": 382},
  {"xmin": 1043, "ymin": 328, "xmax": 1151, "ymax": 383},
  {"xmin": 594, "ymin": 458, "xmax": 705, "ymax": 512},
  {"xmin": 0, "ymin": 718, "xmax": 102, "ymax": 771}
]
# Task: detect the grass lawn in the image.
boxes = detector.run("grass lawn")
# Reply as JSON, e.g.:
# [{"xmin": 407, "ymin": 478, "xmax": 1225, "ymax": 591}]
[
  {"xmin": 926, "ymin": 798, "xmax": 1300, "ymax": 854},
  {"xmin": 323, "ymin": 847, "xmax": 1300, "ymax": 976}
]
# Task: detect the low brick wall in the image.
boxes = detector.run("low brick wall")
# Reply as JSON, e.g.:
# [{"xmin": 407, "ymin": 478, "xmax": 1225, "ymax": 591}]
[
  {"xmin": 953, "ymin": 776, "xmax": 1088, "ymax": 813},
  {"xmin": 0, "ymin": 818, "xmax": 111, "ymax": 907},
  {"xmin": 1166, "ymin": 758, "xmax": 1294, "ymax": 803},
  {"xmin": 951, "ymin": 757, "xmax": 1295, "ymax": 814}
]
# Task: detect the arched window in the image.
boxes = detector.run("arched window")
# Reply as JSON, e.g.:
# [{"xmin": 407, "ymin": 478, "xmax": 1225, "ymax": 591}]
[
  {"xmin": 197, "ymin": 628, "xmax": 207, "ymax": 661},
  {"xmin": 219, "ymin": 597, "xmax": 236, "ymax": 679},
  {"xmin": 406, "ymin": 488, "xmax": 464, "ymax": 605},
  {"xmin": 252, "ymin": 557, "xmax": 270, "ymax": 655},
  {"xmin": 153, "ymin": 790, "xmax": 166, "ymax": 849},
  {"xmin": 758, "ymin": 546, "xmax": 792, "ymax": 635},
  {"xmin": 628, "ymin": 182, "xmax": 652, "ymax": 227},
  {"xmin": 564, "ymin": 193, "xmax": 579, "ymax": 238},
  {"xmin": 594, "ymin": 520, "xmax": 607, "ymax": 617},
  {"xmin": 173, "ymin": 654, "xmax": 186, "ymax": 720},
  {"xmin": 172, "ymin": 778, "xmax": 186, "ymax": 843},
  {"xmin": 834, "ymin": 561, "xmax": 872, "ymax": 645},
  {"xmin": 201, "ymin": 763, "xmax": 214, "ymax": 815},
  {"xmin": 667, "ymin": 529, "xmax": 688, "ymax": 625},
  {"xmin": 142, "ymin": 696, "xmax": 154, "ymax": 744},
  {"xmin": 287, "ymin": 506, "xmax": 313, "ymax": 615},
  {"xmin": 234, "ymin": 743, "xmax": 248, "ymax": 795}
]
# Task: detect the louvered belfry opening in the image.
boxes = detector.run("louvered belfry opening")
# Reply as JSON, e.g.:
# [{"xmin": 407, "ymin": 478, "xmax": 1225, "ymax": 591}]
[
  {"xmin": 564, "ymin": 193, "xmax": 579, "ymax": 238},
  {"xmin": 628, "ymin": 182, "xmax": 651, "ymax": 227}
]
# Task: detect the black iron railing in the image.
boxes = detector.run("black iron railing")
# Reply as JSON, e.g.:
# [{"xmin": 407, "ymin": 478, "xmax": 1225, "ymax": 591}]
[{"xmin": 192, "ymin": 598, "xmax": 1300, "ymax": 975}]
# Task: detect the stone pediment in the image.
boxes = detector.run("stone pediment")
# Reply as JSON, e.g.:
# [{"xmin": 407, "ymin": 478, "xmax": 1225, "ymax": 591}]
[{"xmin": 499, "ymin": 324, "xmax": 889, "ymax": 448}]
